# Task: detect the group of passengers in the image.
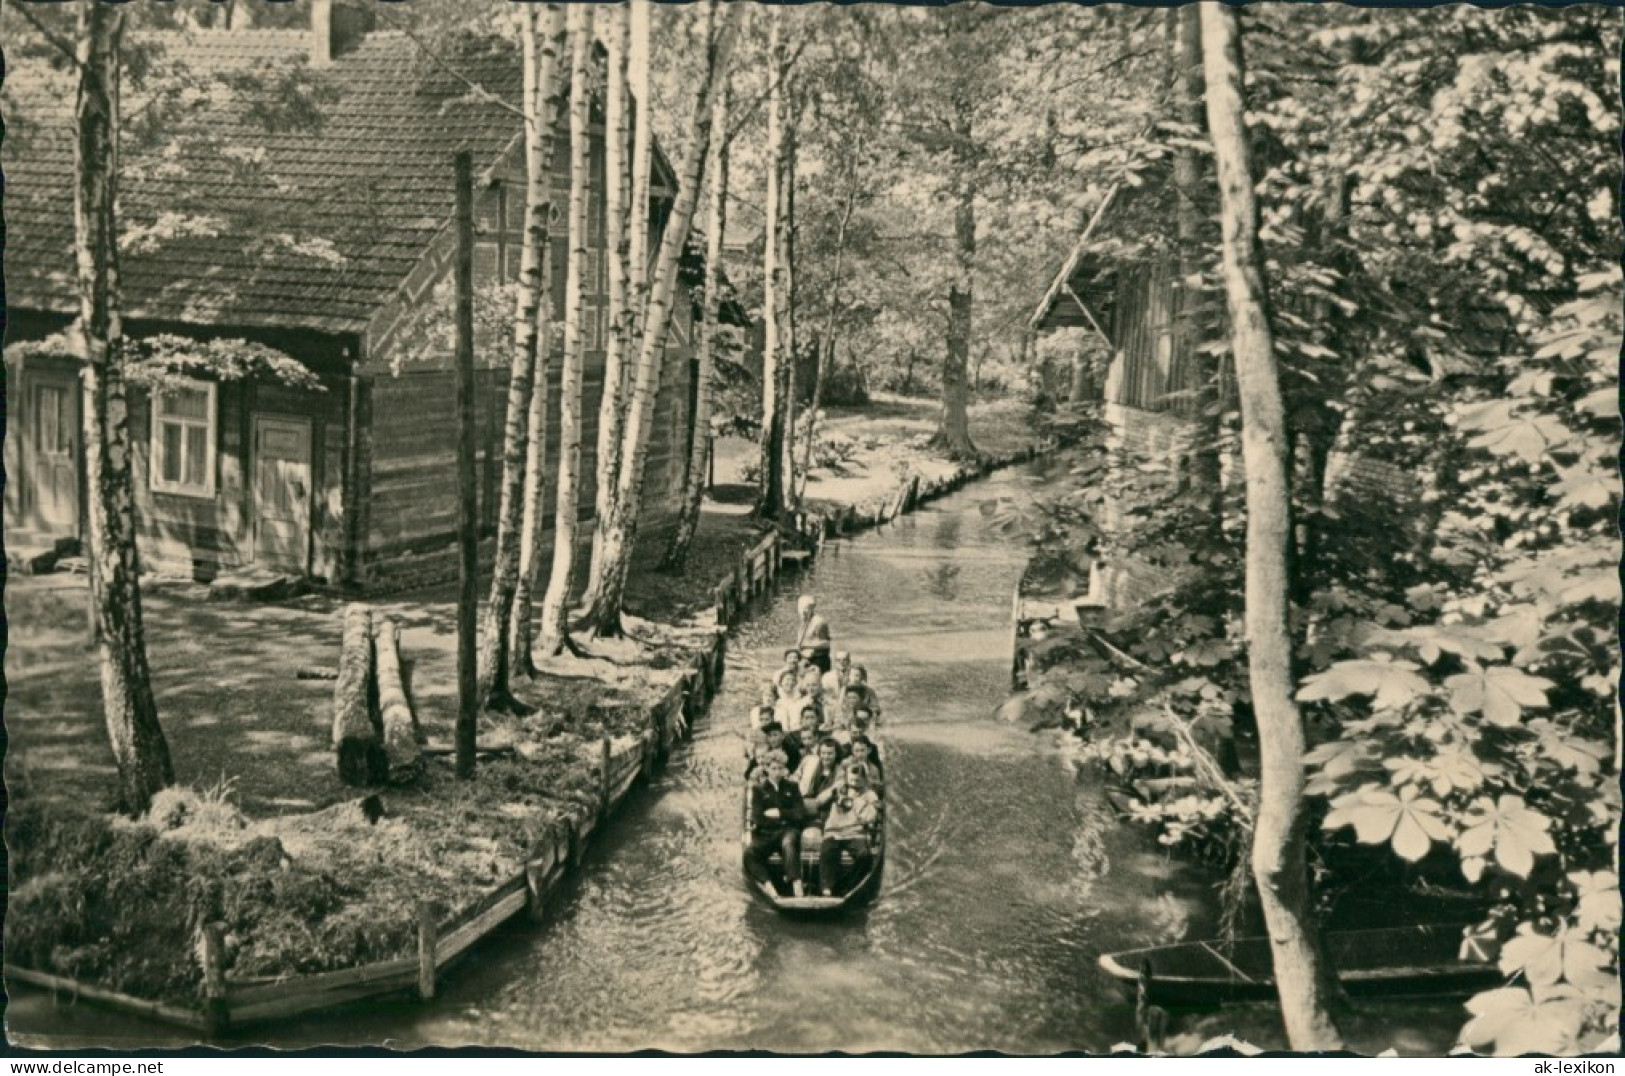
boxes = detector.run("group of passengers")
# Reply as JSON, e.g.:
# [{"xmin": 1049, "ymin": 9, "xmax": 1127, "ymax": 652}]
[{"xmin": 744, "ymin": 597, "xmax": 885, "ymax": 899}]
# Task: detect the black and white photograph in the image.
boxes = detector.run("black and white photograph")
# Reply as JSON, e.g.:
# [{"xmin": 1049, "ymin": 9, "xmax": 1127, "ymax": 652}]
[{"xmin": 2, "ymin": 0, "xmax": 1620, "ymax": 1059}]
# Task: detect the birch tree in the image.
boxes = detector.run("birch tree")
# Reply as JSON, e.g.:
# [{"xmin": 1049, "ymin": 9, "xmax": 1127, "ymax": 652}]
[
  {"xmin": 583, "ymin": 0, "xmax": 741, "ymax": 636},
  {"xmin": 511, "ymin": 7, "xmax": 570, "ymax": 677},
  {"xmin": 69, "ymin": 1, "xmax": 175, "ymax": 814},
  {"xmin": 479, "ymin": 3, "xmax": 564, "ymax": 708},
  {"xmin": 537, "ymin": 6, "xmax": 595, "ymax": 658},
  {"xmin": 1201, "ymin": 2, "xmax": 1344, "ymax": 1051},
  {"xmin": 778, "ymin": 97, "xmax": 802, "ymax": 507},
  {"xmin": 754, "ymin": 18, "xmax": 790, "ymax": 521},
  {"xmin": 662, "ymin": 76, "xmax": 730, "ymax": 570},
  {"xmin": 586, "ymin": 0, "xmax": 652, "ymax": 605}
]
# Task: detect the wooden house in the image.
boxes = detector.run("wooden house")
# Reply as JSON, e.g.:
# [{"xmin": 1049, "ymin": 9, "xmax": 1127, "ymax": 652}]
[
  {"xmin": 5, "ymin": 19, "xmax": 738, "ymax": 591},
  {"xmin": 1030, "ymin": 187, "xmax": 1437, "ymax": 609},
  {"xmin": 1029, "ymin": 195, "xmax": 1222, "ymax": 609}
]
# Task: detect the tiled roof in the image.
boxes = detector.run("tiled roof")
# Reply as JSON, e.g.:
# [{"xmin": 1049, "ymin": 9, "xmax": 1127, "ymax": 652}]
[{"xmin": 5, "ymin": 30, "xmax": 526, "ymax": 335}]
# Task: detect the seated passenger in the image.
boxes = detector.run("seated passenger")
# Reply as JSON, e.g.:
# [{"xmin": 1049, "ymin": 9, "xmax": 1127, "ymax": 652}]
[
  {"xmin": 746, "ymin": 720, "xmax": 802, "ymax": 776},
  {"xmin": 822, "ymin": 651, "xmax": 853, "ymax": 696},
  {"xmin": 749, "ymin": 684, "xmax": 779, "ymax": 731},
  {"xmin": 831, "ymin": 706, "xmax": 875, "ymax": 754},
  {"xmin": 745, "ymin": 753, "xmax": 815, "ymax": 898},
  {"xmin": 796, "ymin": 738, "xmax": 845, "ymax": 810},
  {"xmin": 818, "ymin": 764, "xmax": 882, "ymax": 896},
  {"xmin": 836, "ymin": 685, "xmax": 867, "ymax": 725},
  {"xmin": 849, "ymin": 665, "xmax": 882, "ymax": 721},
  {"xmin": 844, "ymin": 733, "xmax": 884, "ymax": 790},
  {"xmin": 773, "ymin": 669, "xmax": 801, "ymax": 701},
  {"xmin": 787, "ymin": 705, "xmax": 824, "ymax": 759}
]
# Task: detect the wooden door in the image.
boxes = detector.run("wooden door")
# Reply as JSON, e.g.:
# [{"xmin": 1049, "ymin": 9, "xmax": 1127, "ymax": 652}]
[
  {"xmin": 252, "ymin": 416, "xmax": 312, "ymax": 573},
  {"xmin": 29, "ymin": 380, "xmax": 80, "ymax": 535}
]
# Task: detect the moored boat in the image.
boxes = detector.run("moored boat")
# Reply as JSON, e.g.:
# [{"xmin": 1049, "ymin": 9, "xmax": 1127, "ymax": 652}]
[{"xmin": 1098, "ymin": 924, "xmax": 1504, "ymax": 1007}]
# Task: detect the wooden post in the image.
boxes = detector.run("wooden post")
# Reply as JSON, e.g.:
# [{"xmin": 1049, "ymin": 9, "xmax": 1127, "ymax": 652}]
[
  {"xmin": 416, "ymin": 901, "xmax": 438, "ymax": 1000},
  {"xmin": 599, "ymin": 735, "xmax": 612, "ymax": 818},
  {"xmin": 525, "ymin": 840, "xmax": 556, "ymax": 922},
  {"xmin": 453, "ymin": 150, "xmax": 478, "ymax": 781},
  {"xmin": 201, "ymin": 922, "xmax": 228, "ymax": 1035},
  {"xmin": 525, "ymin": 859, "xmax": 549, "ymax": 922}
]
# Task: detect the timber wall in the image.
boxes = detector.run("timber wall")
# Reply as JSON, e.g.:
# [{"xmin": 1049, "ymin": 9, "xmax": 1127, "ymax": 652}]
[{"xmin": 357, "ymin": 131, "xmax": 695, "ymax": 592}]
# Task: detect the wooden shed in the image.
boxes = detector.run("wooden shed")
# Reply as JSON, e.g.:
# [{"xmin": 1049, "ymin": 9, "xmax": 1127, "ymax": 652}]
[{"xmin": 4, "ymin": 24, "xmax": 736, "ymax": 591}]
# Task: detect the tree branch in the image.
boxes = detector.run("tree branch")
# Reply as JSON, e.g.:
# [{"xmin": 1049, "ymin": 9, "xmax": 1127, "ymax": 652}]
[
  {"xmin": 6, "ymin": 0, "xmax": 85, "ymax": 71},
  {"xmin": 723, "ymin": 34, "xmax": 810, "ymax": 148}
]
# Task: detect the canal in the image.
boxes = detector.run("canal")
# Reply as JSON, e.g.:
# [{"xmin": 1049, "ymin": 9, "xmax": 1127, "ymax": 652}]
[{"xmin": 9, "ymin": 465, "xmax": 1221, "ymax": 1053}]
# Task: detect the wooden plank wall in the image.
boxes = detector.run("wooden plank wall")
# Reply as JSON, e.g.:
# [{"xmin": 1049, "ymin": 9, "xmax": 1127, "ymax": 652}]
[
  {"xmin": 1105, "ymin": 259, "xmax": 1208, "ymax": 420},
  {"xmin": 126, "ymin": 375, "xmax": 348, "ymax": 582},
  {"xmin": 360, "ymin": 127, "xmax": 695, "ymax": 585}
]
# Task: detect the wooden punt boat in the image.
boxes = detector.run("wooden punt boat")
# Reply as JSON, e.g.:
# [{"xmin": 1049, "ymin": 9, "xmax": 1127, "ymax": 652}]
[
  {"xmin": 740, "ymin": 755, "xmax": 885, "ymax": 916},
  {"xmin": 741, "ymin": 821, "xmax": 885, "ymax": 916},
  {"xmin": 1098, "ymin": 924, "xmax": 1504, "ymax": 1007}
]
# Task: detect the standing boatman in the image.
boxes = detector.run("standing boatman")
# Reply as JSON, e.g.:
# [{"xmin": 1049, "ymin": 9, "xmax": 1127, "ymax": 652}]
[{"xmin": 796, "ymin": 595, "xmax": 833, "ymax": 674}]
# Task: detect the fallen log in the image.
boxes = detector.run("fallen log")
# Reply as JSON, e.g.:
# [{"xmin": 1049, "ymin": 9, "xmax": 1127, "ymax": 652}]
[
  {"xmin": 296, "ymin": 665, "xmax": 340, "ymax": 681},
  {"xmin": 332, "ymin": 604, "xmax": 385, "ymax": 786},
  {"xmin": 374, "ymin": 618, "xmax": 423, "ymax": 778}
]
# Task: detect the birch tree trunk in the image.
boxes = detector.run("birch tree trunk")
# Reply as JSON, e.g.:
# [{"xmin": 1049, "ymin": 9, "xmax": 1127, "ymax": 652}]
[
  {"xmin": 754, "ymin": 18, "xmax": 788, "ymax": 523},
  {"xmin": 586, "ymin": 0, "xmax": 652, "ymax": 604},
  {"xmin": 779, "ymin": 106, "xmax": 801, "ymax": 509},
  {"xmin": 1201, "ymin": 2, "xmax": 1344, "ymax": 1051},
  {"xmin": 511, "ymin": 6, "xmax": 569, "ymax": 677},
  {"xmin": 479, "ymin": 4, "xmax": 560, "ymax": 710},
  {"xmin": 583, "ymin": 0, "xmax": 740, "ymax": 637},
  {"xmin": 586, "ymin": 2, "xmax": 634, "ymax": 604},
  {"xmin": 538, "ymin": 6, "xmax": 594, "ymax": 658},
  {"xmin": 76, "ymin": 2, "xmax": 174, "ymax": 815},
  {"xmin": 662, "ymin": 76, "xmax": 730, "ymax": 571}
]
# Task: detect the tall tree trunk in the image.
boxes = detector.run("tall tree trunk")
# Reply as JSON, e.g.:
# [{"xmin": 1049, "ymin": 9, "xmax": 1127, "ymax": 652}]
[
  {"xmin": 932, "ymin": 162, "xmax": 977, "ymax": 458},
  {"xmin": 779, "ymin": 106, "xmax": 801, "ymax": 510},
  {"xmin": 932, "ymin": 66, "xmax": 978, "ymax": 460},
  {"xmin": 1173, "ymin": 3, "xmax": 1221, "ymax": 504},
  {"xmin": 76, "ymin": 2, "xmax": 173, "ymax": 814},
  {"xmin": 582, "ymin": 0, "xmax": 740, "ymax": 637},
  {"xmin": 538, "ymin": 6, "xmax": 595, "ymax": 659},
  {"xmin": 799, "ymin": 183, "xmax": 856, "ymax": 495},
  {"xmin": 479, "ymin": 4, "xmax": 562, "ymax": 711},
  {"xmin": 586, "ymin": 0, "xmax": 639, "ymax": 607},
  {"xmin": 452, "ymin": 150, "xmax": 479, "ymax": 780},
  {"xmin": 754, "ymin": 18, "xmax": 788, "ymax": 522},
  {"xmin": 662, "ymin": 77, "xmax": 730, "ymax": 572},
  {"xmin": 1201, "ymin": 3, "xmax": 1344, "ymax": 1051},
  {"xmin": 511, "ymin": 7, "xmax": 569, "ymax": 678}
]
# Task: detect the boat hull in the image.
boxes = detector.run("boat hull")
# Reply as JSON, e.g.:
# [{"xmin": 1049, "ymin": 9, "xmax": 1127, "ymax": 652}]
[
  {"xmin": 741, "ymin": 847, "xmax": 884, "ymax": 917},
  {"xmin": 1098, "ymin": 925, "xmax": 1504, "ymax": 1008}
]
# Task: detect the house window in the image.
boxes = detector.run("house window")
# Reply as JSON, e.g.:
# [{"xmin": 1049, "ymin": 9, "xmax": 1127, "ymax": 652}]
[{"xmin": 150, "ymin": 379, "xmax": 217, "ymax": 498}]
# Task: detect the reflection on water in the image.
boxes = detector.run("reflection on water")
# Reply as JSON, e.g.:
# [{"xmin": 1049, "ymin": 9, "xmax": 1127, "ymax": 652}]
[{"xmin": 7, "ymin": 468, "xmax": 1217, "ymax": 1054}]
